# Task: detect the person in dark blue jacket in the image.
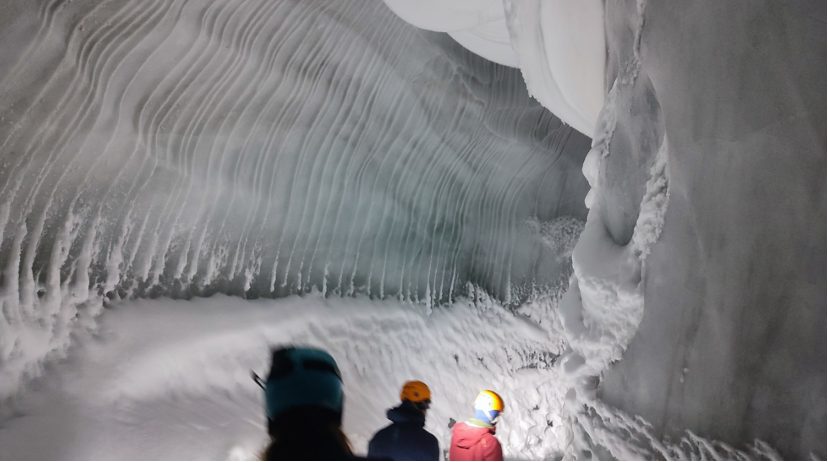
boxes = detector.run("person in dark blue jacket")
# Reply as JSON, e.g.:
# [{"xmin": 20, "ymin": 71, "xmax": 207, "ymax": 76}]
[{"xmin": 367, "ymin": 381, "xmax": 440, "ymax": 461}]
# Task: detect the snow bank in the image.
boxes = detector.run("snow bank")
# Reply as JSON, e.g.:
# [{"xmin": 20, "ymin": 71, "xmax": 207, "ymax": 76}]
[{"xmin": 1, "ymin": 290, "xmax": 780, "ymax": 460}]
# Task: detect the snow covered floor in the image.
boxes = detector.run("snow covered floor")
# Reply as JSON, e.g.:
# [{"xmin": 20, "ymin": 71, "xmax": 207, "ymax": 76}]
[{"xmin": 0, "ymin": 294, "xmax": 571, "ymax": 460}]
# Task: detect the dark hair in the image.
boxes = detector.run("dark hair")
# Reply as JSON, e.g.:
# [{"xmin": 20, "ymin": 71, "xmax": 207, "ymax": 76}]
[
  {"xmin": 411, "ymin": 399, "xmax": 431, "ymax": 411},
  {"xmin": 401, "ymin": 398, "xmax": 430, "ymax": 412},
  {"xmin": 263, "ymin": 406, "xmax": 353, "ymax": 461}
]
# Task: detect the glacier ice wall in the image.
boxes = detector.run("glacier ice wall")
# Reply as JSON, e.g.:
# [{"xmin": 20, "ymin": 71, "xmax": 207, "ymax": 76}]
[
  {"xmin": 597, "ymin": 1, "xmax": 826, "ymax": 459},
  {"xmin": 0, "ymin": 0, "xmax": 591, "ymax": 399}
]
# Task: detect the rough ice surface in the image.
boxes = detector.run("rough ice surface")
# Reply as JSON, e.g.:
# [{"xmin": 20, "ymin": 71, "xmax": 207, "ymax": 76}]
[
  {"xmin": 0, "ymin": 0, "xmax": 825, "ymax": 460},
  {"xmin": 0, "ymin": 0, "xmax": 590, "ymax": 401},
  {"xmin": 597, "ymin": 1, "xmax": 826, "ymax": 459}
]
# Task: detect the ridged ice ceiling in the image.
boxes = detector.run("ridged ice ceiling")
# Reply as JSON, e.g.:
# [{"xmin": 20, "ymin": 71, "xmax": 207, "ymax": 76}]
[{"xmin": 0, "ymin": 0, "xmax": 590, "ymax": 315}]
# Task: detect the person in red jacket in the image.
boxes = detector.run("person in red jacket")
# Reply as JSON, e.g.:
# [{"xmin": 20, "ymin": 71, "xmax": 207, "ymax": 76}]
[{"xmin": 449, "ymin": 390, "xmax": 505, "ymax": 461}]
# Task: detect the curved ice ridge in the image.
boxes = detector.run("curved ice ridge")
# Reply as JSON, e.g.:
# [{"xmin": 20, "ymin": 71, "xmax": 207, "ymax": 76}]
[
  {"xmin": 383, "ymin": 0, "xmax": 606, "ymax": 137},
  {"xmin": 0, "ymin": 0, "xmax": 592, "ymax": 399}
]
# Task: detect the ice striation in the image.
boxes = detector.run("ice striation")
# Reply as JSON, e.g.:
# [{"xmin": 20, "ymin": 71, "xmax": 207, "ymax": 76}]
[{"xmin": 0, "ymin": 0, "xmax": 591, "ymax": 400}]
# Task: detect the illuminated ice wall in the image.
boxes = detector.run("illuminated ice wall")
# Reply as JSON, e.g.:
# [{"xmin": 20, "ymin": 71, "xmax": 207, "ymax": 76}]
[{"xmin": 0, "ymin": 0, "xmax": 590, "ymax": 396}]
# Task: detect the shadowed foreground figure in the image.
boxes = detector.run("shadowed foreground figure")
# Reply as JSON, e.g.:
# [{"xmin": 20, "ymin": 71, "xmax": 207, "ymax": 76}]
[
  {"xmin": 260, "ymin": 346, "xmax": 360, "ymax": 461},
  {"xmin": 368, "ymin": 380, "xmax": 440, "ymax": 460}
]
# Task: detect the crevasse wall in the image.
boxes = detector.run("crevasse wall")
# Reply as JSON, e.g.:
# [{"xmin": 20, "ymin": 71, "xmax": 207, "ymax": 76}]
[{"xmin": 597, "ymin": 1, "xmax": 826, "ymax": 459}]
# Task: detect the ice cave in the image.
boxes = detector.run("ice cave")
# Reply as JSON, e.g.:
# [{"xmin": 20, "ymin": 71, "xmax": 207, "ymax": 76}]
[{"xmin": 0, "ymin": 0, "xmax": 824, "ymax": 460}]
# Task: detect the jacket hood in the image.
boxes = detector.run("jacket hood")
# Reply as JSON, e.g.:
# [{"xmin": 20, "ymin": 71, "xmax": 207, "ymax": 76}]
[
  {"xmin": 452, "ymin": 421, "xmax": 496, "ymax": 449},
  {"xmin": 386, "ymin": 401, "xmax": 425, "ymax": 427}
]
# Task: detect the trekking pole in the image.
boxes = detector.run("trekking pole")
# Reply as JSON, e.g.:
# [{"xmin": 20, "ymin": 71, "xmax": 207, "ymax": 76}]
[{"xmin": 251, "ymin": 371, "xmax": 266, "ymax": 390}]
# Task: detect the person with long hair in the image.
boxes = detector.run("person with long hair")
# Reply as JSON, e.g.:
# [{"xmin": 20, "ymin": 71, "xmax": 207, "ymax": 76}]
[{"xmin": 260, "ymin": 346, "xmax": 358, "ymax": 461}]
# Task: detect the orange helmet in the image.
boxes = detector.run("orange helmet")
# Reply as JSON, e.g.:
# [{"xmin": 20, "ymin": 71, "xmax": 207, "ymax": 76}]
[
  {"xmin": 400, "ymin": 380, "xmax": 431, "ymax": 403},
  {"xmin": 474, "ymin": 390, "xmax": 504, "ymax": 413}
]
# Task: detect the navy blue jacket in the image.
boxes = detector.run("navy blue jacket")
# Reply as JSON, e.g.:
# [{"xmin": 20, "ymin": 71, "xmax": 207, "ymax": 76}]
[{"xmin": 367, "ymin": 401, "xmax": 440, "ymax": 461}]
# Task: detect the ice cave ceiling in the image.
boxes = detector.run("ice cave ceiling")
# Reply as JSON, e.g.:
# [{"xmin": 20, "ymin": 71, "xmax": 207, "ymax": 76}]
[{"xmin": 0, "ymin": 0, "xmax": 590, "ymax": 307}]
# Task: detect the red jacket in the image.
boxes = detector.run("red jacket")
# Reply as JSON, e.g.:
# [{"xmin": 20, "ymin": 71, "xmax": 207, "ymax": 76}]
[{"xmin": 449, "ymin": 422, "xmax": 503, "ymax": 461}]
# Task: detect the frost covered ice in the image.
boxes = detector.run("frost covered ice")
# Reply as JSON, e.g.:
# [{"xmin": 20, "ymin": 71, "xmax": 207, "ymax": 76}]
[{"xmin": 597, "ymin": 1, "xmax": 826, "ymax": 459}]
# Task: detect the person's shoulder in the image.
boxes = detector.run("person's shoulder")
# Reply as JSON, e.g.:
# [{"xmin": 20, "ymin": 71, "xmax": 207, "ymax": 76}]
[
  {"xmin": 419, "ymin": 427, "xmax": 439, "ymax": 450},
  {"xmin": 371, "ymin": 422, "xmax": 395, "ymax": 437},
  {"xmin": 481, "ymin": 430, "xmax": 500, "ymax": 444},
  {"xmin": 368, "ymin": 423, "xmax": 395, "ymax": 449},
  {"xmin": 423, "ymin": 428, "xmax": 439, "ymax": 442}
]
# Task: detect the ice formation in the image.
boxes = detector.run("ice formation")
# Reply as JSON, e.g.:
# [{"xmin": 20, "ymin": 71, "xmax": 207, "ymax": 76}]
[
  {"xmin": 0, "ymin": 0, "xmax": 824, "ymax": 460},
  {"xmin": 597, "ymin": 1, "xmax": 825, "ymax": 459},
  {"xmin": 0, "ymin": 0, "xmax": 590, "ymax": 401},
  {"xmin": 384, "ymin": 0, "xmax": 606, "ymax": 137}
]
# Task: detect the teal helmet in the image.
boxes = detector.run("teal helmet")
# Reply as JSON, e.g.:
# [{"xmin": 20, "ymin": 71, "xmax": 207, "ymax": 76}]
[{"xmin": 265, "ymin": 346, "xmax": 344, "ymax": 423}]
